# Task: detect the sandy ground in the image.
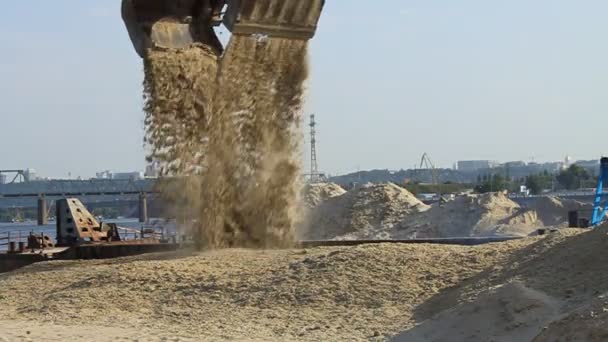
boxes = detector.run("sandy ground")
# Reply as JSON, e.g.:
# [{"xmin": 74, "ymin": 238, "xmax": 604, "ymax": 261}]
[
  {"xmin": 0, "ymin": 238, "xmax": 535, "ymax": 341},
  {"xmin": 392, "ymin": 282, "xmax": 561, "ymax": 342},
  {"xmin": 0, "ymin": 320, "xmax": 157, "ymax": 342},
  {"xmin": 2, "ymin": 227, "xmax": 606, "ymax": 341}
]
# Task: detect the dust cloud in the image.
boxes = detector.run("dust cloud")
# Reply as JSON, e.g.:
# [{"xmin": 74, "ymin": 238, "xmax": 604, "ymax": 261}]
[{"xmin": 142, "ymin": 36, "xmax": 309, "ymax": 249}]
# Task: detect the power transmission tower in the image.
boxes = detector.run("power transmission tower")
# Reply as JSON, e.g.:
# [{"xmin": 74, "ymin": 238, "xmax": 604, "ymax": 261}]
[{"xmin": 309, "ymin": 114, "xmax": 320, "ymax": 183}]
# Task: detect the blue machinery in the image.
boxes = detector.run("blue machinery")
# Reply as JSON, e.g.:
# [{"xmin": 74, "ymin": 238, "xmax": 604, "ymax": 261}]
[{"xmin": 591, "ymin": 157, "xmax": 608, "ymax": 226}]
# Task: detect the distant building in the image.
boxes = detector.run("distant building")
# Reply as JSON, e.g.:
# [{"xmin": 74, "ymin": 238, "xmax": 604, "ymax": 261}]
[
  {"xmin": 544, "ymin": 162, "xmax": 564, "ymax": 172},
  {"xmin": 95, "ymin": 170, "xmax": 144, "ymax": 181},
  {"xmin": 564, "ymin": 155, "xmax": 573, "ymax": 169},
  {"xmin": 112, "ymin": 172, "xmax": 144, "ymax": 181},
  {"xmin": 95, "ymin": 170, "xmax": 113, "ymax": 179},
  {"xmin": 23, "ymin": 169, "xmax": 37, "ymax": 182},
  {"xmin": 145, "ymin": 162, "xmax": 161, "ymax": 178},
  {"xmin": 457, "ymin": 160, "xmax": 498, "ymax": 172},
  {"xmin": 0, "ymin": 174, "xmax": 6, "ymax": 184},
  {"xmin": 503, "ymin": 161, "xmax": 526, "ymax": 168}
]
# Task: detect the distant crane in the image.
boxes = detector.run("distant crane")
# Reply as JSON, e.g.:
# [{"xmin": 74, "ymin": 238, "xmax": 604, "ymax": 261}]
[{"xmin": 418, "ymin": 153, "xmax": 439, "ymax": 185}]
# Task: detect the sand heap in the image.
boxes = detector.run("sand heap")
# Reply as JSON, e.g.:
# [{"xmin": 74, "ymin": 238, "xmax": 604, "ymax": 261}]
[
  {"xmin": 301, "ymin": 189, "xmax": 588, "ymax": 240},
  {"xmin": 526, "ymin": 196, "xmax": 593, "ymax": 227},
  {"xmin": 143, "ymin": 35, "xmax": 310, "ymax": 248},
  {"xmin": 396, "ymin": 226, "xmax": 608, "ymax": 341},
  {"xmin": 393, "ymin": 281, "xmax": 562, "ymax": 342},
  {"xmin": 388, "ymin": 191, "xmax": 540, "ymax": 239},
  {"xmin": 303, "ymin": 182, "xmax": 346, "ymax": 208},
  {"xmin": 300, "ymin": 183, "xmax": 429, "ymax": 240},
  {"xmin": 0, "ymin": 237, "xmax": 536, "ymax": 341},
  {"xmin": 4, "ymin": 227, "xmax": 608, "ymax": 341}
]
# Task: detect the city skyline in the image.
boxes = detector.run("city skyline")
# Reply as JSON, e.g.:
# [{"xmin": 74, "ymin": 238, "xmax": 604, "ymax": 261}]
[{"xmin": 4, "ymin": 155, "xmax": 600, "ymax": 182}]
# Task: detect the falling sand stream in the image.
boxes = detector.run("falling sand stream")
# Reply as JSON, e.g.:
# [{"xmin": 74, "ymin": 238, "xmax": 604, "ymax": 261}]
[{"xmin": 142, "ymin": 35, "xmax": 309, "ymax": 248}]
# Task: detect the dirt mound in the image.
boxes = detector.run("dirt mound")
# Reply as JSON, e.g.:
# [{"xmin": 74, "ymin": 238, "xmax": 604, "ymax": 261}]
[
  {"xmin": 393, "ymin": 282, "xmax": 561, "ymax": 342},
  {"xmin": 533, "ymin": 294, "xmax": 608, "ymax": 342},
  {"xmin": 3, "ymin": 227, "xmax": 607, "ymax": 340},
  {"xmin": 528, "ymin": 196, "xmax": 593, "ymax": 227},
  {"xmin": 393, "ymin": 192, "xmax": 540, "ymax": 238},
  {"xmin": 299, "ymin": 183, "xmax": 429, "ymax": 240},
  {"xmin": 0, "ymin": 239, "xmax": 535, "ymax": 341},
  {"xmin": 407, "ymin": 226, "xmax": 607, "ymax": 340},
  {"xmin": 303, "ymin": 182, "xmax": 346, "ymax": 207}
]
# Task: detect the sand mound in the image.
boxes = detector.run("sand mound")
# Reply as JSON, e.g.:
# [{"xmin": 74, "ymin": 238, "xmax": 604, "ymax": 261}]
[
  {"xmin": 392, "ymin": 282, "xmax": 561, "ymax": 342},
  {"xmin": 407, "ymin": 226, "xmax": 608, "ymax": 340},
  {"xmin": 4, "ymin": 227, "xmax": 608, "ymax": 340},
  {"xmin": 303, "ymin": 182, "xmax": 346, "ymax": 207},
  {"xmin": 533, "ymin": 294, "xmax": 608, "ymax": 342},
  {"xmin": 0, "ymin": 239, "xmax": 536, "ymax": 341},
  {"xmin": 528, "ymin": 196, "xmax": 593, "ymax": 227},
  {"xmin": 300, "ymin": 183, "xmax": 429, "ymax": 240},
  {"xmin": 392, "ymin": 192, "xmax": 541, "ymax": 238}
]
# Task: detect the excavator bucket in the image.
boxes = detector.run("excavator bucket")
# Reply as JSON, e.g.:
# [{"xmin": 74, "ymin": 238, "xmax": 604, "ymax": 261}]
[
  {"xmin": 121, "ymin": 0, "xmax": 225, "ymax": 58},
  {"xmin": 122, "ymin": 0, "xmax": 325, "ymax": 58},
  {"xmin": 222, "ymin": 0, "xmax": 325, "ymax": 40}
]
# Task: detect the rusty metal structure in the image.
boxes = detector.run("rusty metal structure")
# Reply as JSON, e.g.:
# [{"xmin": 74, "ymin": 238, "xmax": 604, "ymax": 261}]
[
  {"xmin": 0, "ymin": 198, "xmax": 179, "ymax": 273},
  {"xmin": 55, "ymin": 198, "xmax": 117, "ymax": 245},
  {"xmin": 121, "ymin": 0, "xmax": 325, "ymax": 57}
]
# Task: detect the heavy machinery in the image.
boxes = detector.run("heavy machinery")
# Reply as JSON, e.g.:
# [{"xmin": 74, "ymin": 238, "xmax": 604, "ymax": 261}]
[
  {"xmin": 591, "ymin": 157, "xmax": 608, "ymax": 226},
  {"xmin": 122, "ymin": 0, "xmax": 326, "ymax": 58},
  {"xmin": 568, "ymin": 157, "xmax": 608, "ymax": 228}
]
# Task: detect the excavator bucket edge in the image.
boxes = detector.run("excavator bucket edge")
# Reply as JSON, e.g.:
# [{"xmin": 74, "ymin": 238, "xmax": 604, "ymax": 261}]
[
  {"xmin": 121, "ymin": 0, "xmax": 224, "ymax": 58},
  {"xmin": 223, "ymin": 0, "xmax": 325, "ymax": 40},
  {"xmin": 121, "ymin": 0, "xmax": 325, "ymax": 58}
]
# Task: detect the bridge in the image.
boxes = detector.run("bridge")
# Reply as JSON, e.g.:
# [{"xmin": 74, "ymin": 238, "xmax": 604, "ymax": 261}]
[{"xmin": 0, "ymin": 179, "xmax": 160, "ymax": 225}]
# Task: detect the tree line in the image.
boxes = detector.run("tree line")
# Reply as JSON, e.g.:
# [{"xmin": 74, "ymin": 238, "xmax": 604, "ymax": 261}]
[{"xmin": 474, "ymin": 164, "xmax": 597, "ymax": 195}]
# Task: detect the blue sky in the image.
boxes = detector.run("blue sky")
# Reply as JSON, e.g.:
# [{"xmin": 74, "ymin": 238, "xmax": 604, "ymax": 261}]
[{"xmin": 1, "ymin": 1, "xmax": 607, "ymax": 178}]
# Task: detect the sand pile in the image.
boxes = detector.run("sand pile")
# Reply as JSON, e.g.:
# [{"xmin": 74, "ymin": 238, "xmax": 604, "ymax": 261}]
[
  {"xmin": 527, "ymin": 196, "xmax": 593, "ymax": 227},
  {"xmin": 303, "ymin": 182, "xmax": 346, "ymax": 208},
  {"xmin": 402, "ymin": 226, "xmax": 608, "ymax": 341},
  {"xmin": 533, "ymin": 294, "xmax": 608, "ymax": 341},
  {"xmin": 393, "ymin": 282, "xmax": 561, "ymax": 342},
  {"xmin": 0, "ymin": 238, "xmax": 536, "ymax": 341},
  {"xmin": 142, "ymin": 34, "xmax": 310, "ymax": 248},
  {"xmin": 3, "ymin": 227, "xmax": 608, "ymax": 340},
  {"xmin": 391, "ymin": 192, "xmax": 541, "ymax": 239},
  {"xmin": 300, "ymin": 183, "xmax": 429, "ymax": 240}
]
